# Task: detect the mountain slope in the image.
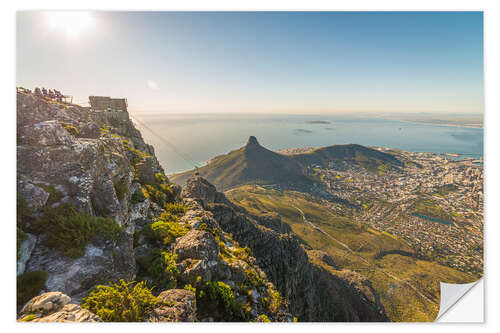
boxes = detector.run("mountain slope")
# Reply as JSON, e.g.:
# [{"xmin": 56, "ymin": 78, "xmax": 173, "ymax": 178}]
[
  {"xmin": 170, "ymin": 138, "xmax": 402, "ymax": 189},
  {"xmin": 288, "ymin": 144, "xmax": 403, "ymax": 172},
  {"xmin": 170, "ymin": 136, "xmax": 313, "ymax": 190}
]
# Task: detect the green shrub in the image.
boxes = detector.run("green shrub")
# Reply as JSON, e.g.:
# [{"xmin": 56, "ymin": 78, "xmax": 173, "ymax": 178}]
[
  {"xmin": 81, "ymin": 280, "xmax": 159, "ymax": 322},
  {"xmin": 21, "ymin": 314, "xmax": 37, "ymax": 322},
  {"xmin": 131, "ymin": 188, "xmax": 146, "ymax": 204},
  {"xmin": 60, "ymin": 122, "xmax": 79, "ymax": 137},
  {"xmin": 35, "ymin": 183, "xmax": 63, "ymax": 206},
  {"xmin": 17, "ymin": 270, "xmax": 47, "ymax": 307},
  {"xmin": 147, "ymin": 251, "xmax": 179, "ymax": 290},
  {"xmin": 200, "ymin": 281, "xmax": 239, "ymax": 313},
  {"xmin": 256, "ymin": 314, "xmax": 271, "ymax": 322},
  {"xmin": 245, "ymin": 268, "xmax": 265, "ymax": 289},
  {"xmin": 140, "ymin": 173, "xmax": 176, "ymax": 207},
  {"xmin": 163, "ymin": 202, "xmax": 187, "ymax": 217},
  {"xmin": 145, "ymin": 220, "xmax": 188, "ymax": 245},
  {"xmin": 267, "ymin": 289, "xmax": 285, "ymax": 314},
  {"xmin": 31, "ymin": 204, "xmax": 122, "ymax": 258},
  {"xmin": 113, "ymin": 179, "xmax": 128, "ymax": 201},
  {"xmin": 184, "ymin": 284, "xmax": 196, "ymax": 293}
]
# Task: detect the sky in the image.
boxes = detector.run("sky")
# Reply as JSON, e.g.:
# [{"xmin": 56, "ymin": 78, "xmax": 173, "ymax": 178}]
[{"xmin": 16, "ymin": 11, "xmax": 484, "ymax": 114}]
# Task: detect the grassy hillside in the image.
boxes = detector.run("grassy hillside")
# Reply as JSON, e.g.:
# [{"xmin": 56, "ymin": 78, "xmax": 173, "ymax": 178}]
[
  {"xmin": 289, "ymin": 143, "xmax": 403, "ymax": 173},
  {"xmin": 226, "ymin": 185, "xmax": 477, "ymax": 322}
]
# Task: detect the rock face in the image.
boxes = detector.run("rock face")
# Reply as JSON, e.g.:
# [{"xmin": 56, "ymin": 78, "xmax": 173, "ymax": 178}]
[
  {"xmin": 182, "ymin": 177, "xmax": 388, "ymax": 322},
  {"xmin": 148, "ymin": 289, "xmax": 197, "ymax": 322},
  {"xmin": 18, "ymin": 292, "xmax": 101, "ymax": 322},
  {"xmin": 16, "ymin": 91, "xmax": 163, "ymax": 302}
]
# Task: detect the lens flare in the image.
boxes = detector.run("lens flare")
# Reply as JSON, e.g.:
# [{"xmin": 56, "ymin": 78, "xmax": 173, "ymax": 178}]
[{"xmin": 46, "ymin": 11, "xmax": 93, "ymax": 39}]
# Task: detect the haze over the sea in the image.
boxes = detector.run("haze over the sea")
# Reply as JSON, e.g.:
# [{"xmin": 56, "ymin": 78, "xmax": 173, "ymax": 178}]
[{"xmin": 132, "ymin": 114, "xmax": 484, "ymax": 173}]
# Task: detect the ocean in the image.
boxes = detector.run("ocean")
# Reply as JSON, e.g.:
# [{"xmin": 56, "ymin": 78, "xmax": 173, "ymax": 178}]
[{"xmin": 131, "ymin": 113, "xmax": 484, "ymax": 174}]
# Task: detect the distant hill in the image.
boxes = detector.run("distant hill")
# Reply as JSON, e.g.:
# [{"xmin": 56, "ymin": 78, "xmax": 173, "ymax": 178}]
[
  {"xmin": 289, "ymin": 144, "xmax": 403, "ymax": 173},
  {"xmin": 170, "ymin": 137, "xmax": 402, "ymax": 189},
  {"xmin": 170, "ymin": 136, "xmax": 313, "ymax": 190}
]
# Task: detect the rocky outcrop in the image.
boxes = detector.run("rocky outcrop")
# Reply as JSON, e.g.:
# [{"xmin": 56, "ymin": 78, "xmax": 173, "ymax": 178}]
[
  {"xmin": 148, "ymin": 289, "xmax": 196, "ymax": 322},
  {"xmin": 17, "ymin": 292, "xmax": 101, "ymax": 322},
  {"xmin": 16, "ymin": 91, "xmax": 164, "ymax": 302},
  {"xmin": 182, "ymin": 176, "xmax": 388, "ymax": 322}
]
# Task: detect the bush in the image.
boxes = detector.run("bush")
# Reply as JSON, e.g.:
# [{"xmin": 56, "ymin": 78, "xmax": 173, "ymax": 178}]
[
  {"xmin": 256, "ymin": 314, "xmax": 271, "ymax": 322},
  {"xmin": 113, "ymin": 179, "xmax": 128, "ymax": 201},
  {"xmin": 163, "ymin": 202, "xmax": 187, "ymax": 217},
  {"xmin": 245, "ymin": 268, "xmax": 265, "ymax": 289},
  {"xmin": 60, "ymin": 122, "xmax": 79, "ymax": 137},
  {"xmin": 199, "ymin": 281, "xmax": 240, "ymax": 314},
  {"xmin": 145, "ymin": 220, "xmax": 188, "ymax": 245},
  {"xmin": 35, "ymin": 183, "xmax": 63, "ymax": 206},
  {"xmin": 17, "ymin": 270, "xmax": 47, "ymax": 307},
  {"xmin": 31, "ymin": 204, "xmax": 122, "ymax": 258},
  {"xmin": 131, "ymin": 188, "xmax": 146, "ymax": 204},
  {"xmin": 141, "ymin": 174, "xmax": 176, "ymax": 207},
  {"xmin": 81, "ymin": 280, "xmax": 159, "ymax": 322},
  {"xmin": 147, "ymin": 251, "xmax": 179, "ymax": 290}
]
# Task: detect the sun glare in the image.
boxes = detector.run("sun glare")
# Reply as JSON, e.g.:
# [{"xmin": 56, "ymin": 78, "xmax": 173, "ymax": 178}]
[{"xmin": 46, "ymin": 12, "xmax": 93, "ymax": 39}]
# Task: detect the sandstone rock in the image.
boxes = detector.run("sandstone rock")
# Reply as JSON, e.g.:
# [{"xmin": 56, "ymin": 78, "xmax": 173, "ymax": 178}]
[
  {"xmin": 18, "ymin": 292, "xmax": 101, "ymax": 322},
  {"xmin": 174, "ymin": 230, "xmax": 218, "ymax": 263},
  {"xmin": 181, "ymin": 177, "xmax": 225, "ymax": 206},
  {"xmin": 148, "ymin": 289, "xmax": 196, "ymax": 322},
  {"xmin": 174, "ymin": 230, "xmax": 219, "ymax": 283},
  {"xmin": 20, "ymin": 291, "xmax": 70, "ymax": 316}
]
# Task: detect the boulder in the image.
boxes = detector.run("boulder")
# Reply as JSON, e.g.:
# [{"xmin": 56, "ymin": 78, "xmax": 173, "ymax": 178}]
[
  {"xmin": 18, "ymin": 292, "xmax": 101, "ymax": 322},
  {"xmin": 174, "ymin": 230, "xmax": 218, "ymax": 263},
  {"xmin": 174, "ymin": 230, "xmax": 219, "ymax": 283},
  {"xmin": 17, "ymin": 181, "xmax": 49, "ymax": 210},
  {"xmin": 148, "ymin": 289, "xmax": 196, "ymax": 322}
]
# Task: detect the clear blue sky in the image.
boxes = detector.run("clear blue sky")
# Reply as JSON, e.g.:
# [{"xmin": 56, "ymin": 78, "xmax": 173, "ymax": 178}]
[{"xmin": 17, "ymin": 11, "xmax": 483, "ymax": 114}]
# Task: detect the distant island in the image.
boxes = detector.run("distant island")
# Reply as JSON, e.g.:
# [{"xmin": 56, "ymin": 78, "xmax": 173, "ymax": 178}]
[{"xmin": 305, "ymin": 120, "xmax": 331, "ymax": 124}]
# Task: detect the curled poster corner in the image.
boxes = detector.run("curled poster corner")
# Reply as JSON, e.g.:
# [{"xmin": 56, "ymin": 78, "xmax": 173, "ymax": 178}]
[{"xmin": 435, "ymin": 279, "xmax": 483, "ymax": 322}]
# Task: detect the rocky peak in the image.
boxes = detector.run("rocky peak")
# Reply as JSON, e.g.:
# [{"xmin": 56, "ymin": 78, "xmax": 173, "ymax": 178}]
[{"xmin": 246, "ymin": 136, "xmax": 260, "ymax": 147}]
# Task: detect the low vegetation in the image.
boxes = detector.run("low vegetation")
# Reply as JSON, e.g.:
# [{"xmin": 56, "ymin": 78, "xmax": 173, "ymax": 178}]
[
  {"xmin": 113, "ymin": 179, "xmax": 128, "ymax": 201},
  {"xmin": 60, "ymin": 122, "xmax": 79, "ymax": 137},
  {"xmin": 35, "ymin": 183, "xmax": 63, "ymax": 206},
  {"xmin": 142, "ymin": 173, "xmax": 176, "ymax": 207},
  {"xmin": 17, "ymin": 270, "xmax": 47, "ymax": 307},
  {"xmin": 29, "ymin": 203, "xmax": 122, "ymax": 258},
  {"xmin": 147, "ymin": 251, "xmax": 180, "ymax": 290},
  {"xmin": 81, "ymin": 280, "xmax": 160, "ymax": 322}
]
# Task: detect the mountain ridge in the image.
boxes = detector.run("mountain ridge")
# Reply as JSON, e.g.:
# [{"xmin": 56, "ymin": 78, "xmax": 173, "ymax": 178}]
[{"xmin": 170, "ymin": 136, "xmax": 402, "ymax": 190}]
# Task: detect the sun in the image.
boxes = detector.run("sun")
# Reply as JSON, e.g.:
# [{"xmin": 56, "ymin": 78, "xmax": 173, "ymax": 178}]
[{"xmin": 46, "ymin": 11, "xmax": 94, "ymax": 39}]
